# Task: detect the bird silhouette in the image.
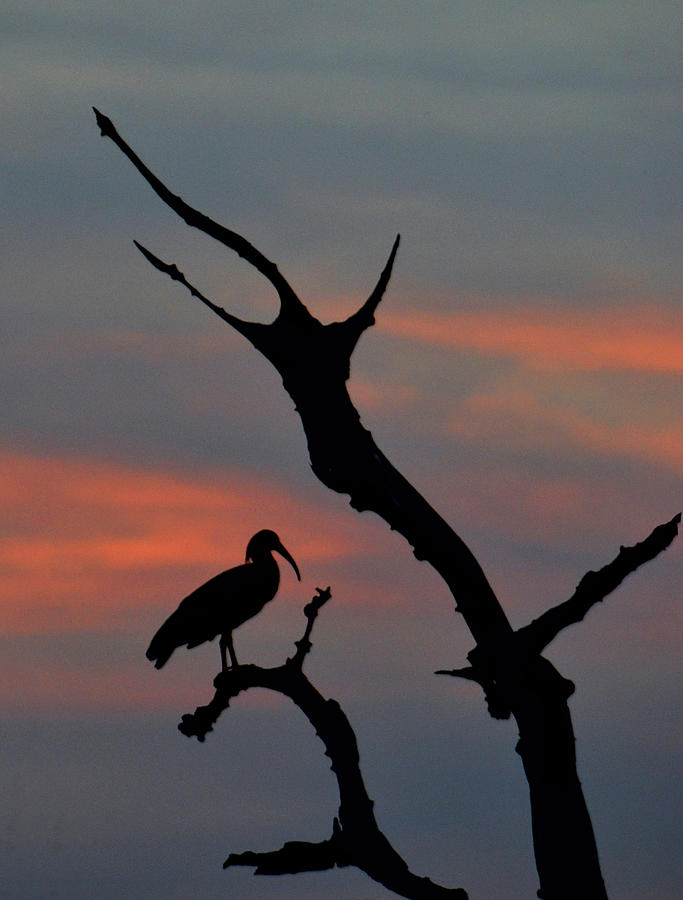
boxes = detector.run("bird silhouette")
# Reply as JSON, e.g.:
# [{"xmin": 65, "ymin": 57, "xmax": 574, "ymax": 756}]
[{"xmin": 146, "ymin": 529, "xmax": 301, "ymax": 672}]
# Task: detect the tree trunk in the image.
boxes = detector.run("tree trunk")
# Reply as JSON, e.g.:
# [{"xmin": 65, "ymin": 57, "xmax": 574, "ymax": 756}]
[{"xmin": 512, "ymin": 658, "xmax": 607, "ymax": 899}]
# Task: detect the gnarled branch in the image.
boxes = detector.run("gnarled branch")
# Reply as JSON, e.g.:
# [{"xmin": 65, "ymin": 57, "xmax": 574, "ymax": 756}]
[{"xmin": 180, "ymin": 590, "xmax": 467, "ymax": 900}]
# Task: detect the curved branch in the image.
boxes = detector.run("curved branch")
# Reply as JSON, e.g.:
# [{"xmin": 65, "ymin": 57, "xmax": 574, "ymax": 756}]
[
  {"xmin": 334, "ymin": 234, "xmax": 401, "ymax": 355},
  {"xmin": 360, "ymin": 232, "xmax": 401, "ymax": 322},
  {"xmin": 179, "ymin": 591, "xmax": 467, "ymax": 900}
]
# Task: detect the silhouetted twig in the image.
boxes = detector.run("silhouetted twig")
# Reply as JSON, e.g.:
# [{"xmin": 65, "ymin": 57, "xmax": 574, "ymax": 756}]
[
  {"xmin": 133, "ymin": 240, "xmax": 258, "ymax": 340},
  {"xmin": 224, "ymin": 818, "xmax": 346, "ymax": 874},
  {"xmin": 291, "ymin": 585, "xmax": 331, "ymax": 665},
  {"xmin": 93, "ymin": 107, "xmax": 300, "ymax": 311},
  {"xmin": 435, "ymin": 665, "xmax": 511, "ymax": 720}
]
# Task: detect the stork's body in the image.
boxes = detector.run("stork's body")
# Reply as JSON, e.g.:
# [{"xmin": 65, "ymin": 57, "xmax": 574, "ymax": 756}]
[{"xmin": 146, "ymin": 530, "xmax": 300, "ymax": 671}]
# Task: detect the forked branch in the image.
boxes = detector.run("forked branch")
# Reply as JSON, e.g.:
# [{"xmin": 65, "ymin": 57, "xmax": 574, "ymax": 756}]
[
  {"xmin": 93, "ymin": 107, "xmax": 301, "ymax": 313},
  {"xmin": 94, "ymin": 110, "xmax": 508, "ymax": 645},
  {"xmin": 95, "ymin": 107, "xmax": 398, "ymax": 348}
]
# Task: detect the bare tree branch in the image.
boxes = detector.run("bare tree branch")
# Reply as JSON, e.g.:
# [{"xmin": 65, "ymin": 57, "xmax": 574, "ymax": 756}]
[
  {"xmin": 333, "ymin": 233, "xmax": 401, "ymax": 354},
  {"xmin": 132, "ymin": 241, "xmax": 266, "ymax": 345},
  {"xmin": 178, "ymin": 590, "xmax": 467, "ymax": 899},
  {"xmin": 517, "ymin": 513, "xmax": 680, "ymax": 655},
  {"xmin": 94, "ymin": 107, "xmax": 302, "ymax": 314},
  {"xmin": 224, "ymin": 819, "xmax": 346, "ymax": 874},
  {"xmin": 435, "ymin": 665, "xmax": 480, "ymax": 681},
  {"xmin": 359, "ymin": 232, "xmax": 401, "ymax": 322},
  {"xmin": 435, "ymin": 665, "xmax": 512, "ymax": 720},
  {"xmin": 291, "ymin": 585, "xmax": 331, "ymax": 665}
]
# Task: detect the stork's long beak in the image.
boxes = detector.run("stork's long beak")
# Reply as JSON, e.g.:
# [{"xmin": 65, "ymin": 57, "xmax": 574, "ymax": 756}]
[{"xmin": 275, "ymin": 541, "xmax": 301, "ymax": 581}]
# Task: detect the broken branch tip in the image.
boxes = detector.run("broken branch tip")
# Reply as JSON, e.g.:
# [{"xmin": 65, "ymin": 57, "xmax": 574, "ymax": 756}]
[{"xmin": 92, "ymin": 106, "xmax": 114, "ymax": 138}]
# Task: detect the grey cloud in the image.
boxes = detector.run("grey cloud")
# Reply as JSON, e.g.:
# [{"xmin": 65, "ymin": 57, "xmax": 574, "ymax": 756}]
[{"xmin": 4, "ymin": 0, "xmax": 681, "ymax": 303}]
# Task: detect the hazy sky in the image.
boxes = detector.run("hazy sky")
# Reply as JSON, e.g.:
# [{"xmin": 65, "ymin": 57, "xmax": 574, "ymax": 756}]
[{"xmin": 2, "ymin": 2, "xmax": 681, "ymax": 898}]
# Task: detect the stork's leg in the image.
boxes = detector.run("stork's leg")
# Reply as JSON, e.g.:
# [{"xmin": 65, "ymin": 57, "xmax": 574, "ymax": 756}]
[
  {"xmin": 227, "ymin": 632, "xmax": 239, "ymax": 667},
  {"xmin": 219, "ymin": 632, "xmax": 238, "ymax": 670}
]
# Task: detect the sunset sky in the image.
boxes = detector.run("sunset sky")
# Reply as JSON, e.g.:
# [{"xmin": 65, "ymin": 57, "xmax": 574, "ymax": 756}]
[{"xmin": 3, "ymin": 2, "xmax": 681, "ymax": 898}]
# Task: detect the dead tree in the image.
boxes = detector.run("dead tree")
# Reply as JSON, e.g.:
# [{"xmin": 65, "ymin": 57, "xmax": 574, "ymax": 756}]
[{"xmin": 94, "ymin": 109, "xmax": 679, "ymax": 900}]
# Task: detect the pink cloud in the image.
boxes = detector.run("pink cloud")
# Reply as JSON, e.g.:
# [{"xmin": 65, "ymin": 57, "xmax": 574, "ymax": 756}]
[
  {"xmin": 448, "ymin": 386, "xmax": 683, "ymax": 476},
  {"xmin": 0, "ymin": 450, "xmax": 364, "ymax": 635},
  {"xmin": 349, "ymin": 379, "xmax": 420, "ymax": 414},
  {"xmin": 380, "ymin": 307, "xmax": 683, "ymax": 372}
]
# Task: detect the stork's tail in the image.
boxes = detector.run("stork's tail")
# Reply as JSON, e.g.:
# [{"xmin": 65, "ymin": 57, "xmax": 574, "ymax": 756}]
[{"xmin": 146, "ymin": 628, "xmax": 175, "ymax": 669}]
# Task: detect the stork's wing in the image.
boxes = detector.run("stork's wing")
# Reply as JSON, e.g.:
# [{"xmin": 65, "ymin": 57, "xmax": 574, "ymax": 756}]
[
  {"xmin": 146, "ymin": 567, "xmax": 238, "ymax": 667},
  {"xmin": 145, "ymin": 562, "xmax": 271, "ymax": 668}
]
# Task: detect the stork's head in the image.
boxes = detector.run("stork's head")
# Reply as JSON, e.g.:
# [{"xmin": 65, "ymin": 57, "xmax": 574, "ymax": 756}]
[{"xmin": 246, "ymin": 529, "xmax": 301, "ymax": 581}]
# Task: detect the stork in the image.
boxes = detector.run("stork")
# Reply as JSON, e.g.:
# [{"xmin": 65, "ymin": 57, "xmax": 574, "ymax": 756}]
[{"xmin": 146, "ymin": 529, "xmax": 301, "ymax": 672}]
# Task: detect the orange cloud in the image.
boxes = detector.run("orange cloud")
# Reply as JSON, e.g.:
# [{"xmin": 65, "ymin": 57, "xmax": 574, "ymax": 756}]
[
  {"xmin": 0, "ymin": 450, "xmax": 364, "ymax": 635},
  {"xmin": 380, "ymin": 307, "xmax": 683, "ymax": 372},
  {"xmin": 449, "ymin": 386, "xmax": 683, "ymax": 476},
  {"xmin": 349, "ymin": 379, "xmax": 420, "ymax": 414},
  {"xmin": 0, "ymin": 448, "xmax": 455, "ymax": 712}
]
